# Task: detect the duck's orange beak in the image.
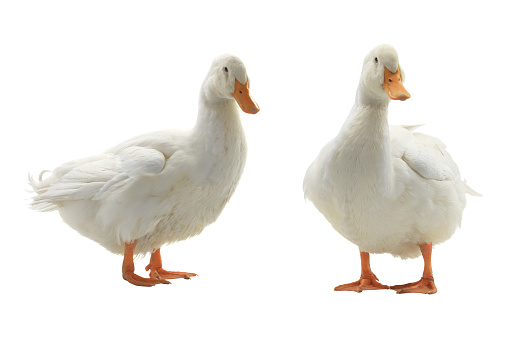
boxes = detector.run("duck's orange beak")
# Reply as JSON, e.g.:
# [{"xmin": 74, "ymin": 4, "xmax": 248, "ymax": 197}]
[
  {"xmin": 383, "ymin": 66, "xmax": 410, "ymax": 101},
  {"xmin": 233, "ymin": 78, "xmax": 260, "ymax": 114}
]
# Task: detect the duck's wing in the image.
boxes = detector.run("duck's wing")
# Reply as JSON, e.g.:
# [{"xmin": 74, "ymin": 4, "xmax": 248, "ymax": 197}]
[
  {"xmin": 93, "ymin": 146, "xmax": 167, "ymax": 200},
  {"xmin": 31, "ymin": 146, "xmax": 168, "ymax": 207},
  {"xmin": 391, "ymin": 125, "xmax": 460, "ymax": 181}
]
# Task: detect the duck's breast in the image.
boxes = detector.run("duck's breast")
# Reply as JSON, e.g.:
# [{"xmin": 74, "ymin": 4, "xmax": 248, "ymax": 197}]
[{"xmin": 133, "ymin": 132, "xmax": 248, "ymax": 253}]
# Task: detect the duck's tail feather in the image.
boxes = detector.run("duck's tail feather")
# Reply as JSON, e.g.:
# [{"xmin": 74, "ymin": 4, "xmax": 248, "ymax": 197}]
[
  {"xmin": 464, "ymin": 180, "xmax": 482, "ymax": 197},
  {"xmin": 28, "ymin": 171, "xmax": 59, "ymax": 211},
  {"xmin": 401, "ymin": 124, "xmax": 425, "ymax": 131}
]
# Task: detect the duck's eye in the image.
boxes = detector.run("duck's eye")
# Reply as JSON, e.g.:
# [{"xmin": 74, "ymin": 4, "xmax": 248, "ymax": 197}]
[
  {"xmin": 374, "ymin": 57, "xmax": 378, "ymax": 63},
  {"xmin": 224, "ymin": 67, "xmax": 228, "ymax": 72}
]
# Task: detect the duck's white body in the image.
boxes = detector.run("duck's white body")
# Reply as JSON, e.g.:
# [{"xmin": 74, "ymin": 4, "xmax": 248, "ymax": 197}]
[
  {"xmin": 304, "ymin": 45, "xmax": 476, "ymax": 260},
  {"xmin": 305, "ymin": 121, "xmax": 469, "ymax": 259},
  {"xmin": 30, "ymin": 55, "xmax": 257, "ymax": 256}
]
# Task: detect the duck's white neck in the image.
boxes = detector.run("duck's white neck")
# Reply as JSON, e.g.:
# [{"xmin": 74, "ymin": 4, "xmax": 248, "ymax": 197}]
[
  {"xmin": 194, "ymin": 84, "xmax": 242, "ymax": 130},
  {"xmin": 336, "ymin": 86, "xmax": 394, "ymax": 196},
  {"xmin": 192, "ymin": 85, "xmax": 245, "ymax": 151},
  {"xmin": 355, "ymin": 82, "xmax": 390, "ymax": 108}
]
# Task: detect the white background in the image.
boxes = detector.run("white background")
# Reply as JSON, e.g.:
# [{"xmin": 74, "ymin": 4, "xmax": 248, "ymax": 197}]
[{"xmin": 1, "ymin": 1, "xmax": 509, "ymax": 336}]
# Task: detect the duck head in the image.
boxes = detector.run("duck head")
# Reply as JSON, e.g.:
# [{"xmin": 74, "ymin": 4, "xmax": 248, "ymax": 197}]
[
  {"xmin": 358, "ymin": 44, "xmax": 410, "ymax": 104},
  {"xmin": 203, "ymin": 54, "xmax": 260, "ymax": 114}
]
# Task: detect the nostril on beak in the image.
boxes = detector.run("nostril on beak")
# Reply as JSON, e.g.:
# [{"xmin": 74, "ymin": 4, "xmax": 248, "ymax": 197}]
[{"xmin": 399, "ymin": 93, "xmax": 411, "ymax": 101}]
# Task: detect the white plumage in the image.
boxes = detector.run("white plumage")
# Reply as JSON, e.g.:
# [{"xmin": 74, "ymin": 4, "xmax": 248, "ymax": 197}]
[
  {"xmin": 303, "ymin": 44, "xmax": 478, "ymax": 293},
  {"xmin": 29, "ymin": 54, "xmax": 259, "ymax": 285}
]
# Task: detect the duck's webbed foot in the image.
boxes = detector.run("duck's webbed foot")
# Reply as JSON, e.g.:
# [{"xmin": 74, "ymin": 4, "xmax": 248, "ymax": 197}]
[
  {"xmin": 391, "ymin": 243, "xmax": 437, "ymax": 294},
  {"xmin": 145, "ymin": 248, "xmax": 198, "ymax": 280},
  {"xmin": 391, "ymin": 277, "xmax": 437, "ymax": 294},
  {"xmin": 334, "ymin": 252, "xmax": 389, "ymax": 292},
  {"xmin": 122, "ymin": 241, "xmax": 170, "ymax": 287},
  {"xmin": 122, "ymin": 269, "xmax": 171, "ymax": 287},
  {"xmin": 335, "ymin": 272, "xmax": 389, "ymax": 292},
  {"xmin": 145, "ymin": 266, "xmax": 198, "ymax": 280}
]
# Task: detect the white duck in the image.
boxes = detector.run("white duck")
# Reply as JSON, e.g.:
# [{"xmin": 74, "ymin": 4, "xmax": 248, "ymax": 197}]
[
  {"xmin": 303, "ymin": 44, "xmax": 478, "ymax": 294},
  {"xmin": 30, "ymin": 54, "xmax": 259, "ymax": 287}
]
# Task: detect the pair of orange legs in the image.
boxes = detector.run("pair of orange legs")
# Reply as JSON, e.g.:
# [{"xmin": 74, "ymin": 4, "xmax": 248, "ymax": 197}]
[
  {"xmin": 122, "ymin": 240, "xmax": 197, "ymax": 287},
  {"xmin": 334, "ymin": 242, "xmax": 437, "ymax": 294},
  {"xmin": 121, "ymin": 240, "xmax": 436, "ymax": 293}
]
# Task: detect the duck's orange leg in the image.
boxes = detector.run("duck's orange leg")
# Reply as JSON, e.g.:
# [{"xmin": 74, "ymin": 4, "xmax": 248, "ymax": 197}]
[
  {"xmin": 334, "ymin": 251, "xmax": 389, "ymax": 292},
  {"xmin": 122, "ymin": 241, "xmax": 170, "ymax": 287},
  {"xmin": 145, "ymin": 248, "xmax": 197, "ymax": 280},
  {"xmin": 391, "ymin": 242, "xmax": 437, "ymax": 294}
]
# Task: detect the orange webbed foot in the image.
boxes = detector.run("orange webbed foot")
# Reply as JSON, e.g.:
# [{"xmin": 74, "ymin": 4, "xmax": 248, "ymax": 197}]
[
  {"xmin": 392, "ymin": 243, "xmax": 438, "ymax": 294},
  {"xmin": 122, "ymin": 270, "xmax": 171, "ymax": 287},
  {"xmin": 145, "ymin": 248, "xmax": 197, "ymax": 280},
  {"xmin": 334, "ymin": 273, "xmax": 389, "ymax": 292},
  {"xmin": 145, "ymin": 265, "xmax": 198, "ymax": 280},
  {"xmin": 122, "ymin": 241, "xmax": 171, "ymax": 287},
  {"xmin": 391, "ymin": 277, "xmax": 437, "ymax": 294}
]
